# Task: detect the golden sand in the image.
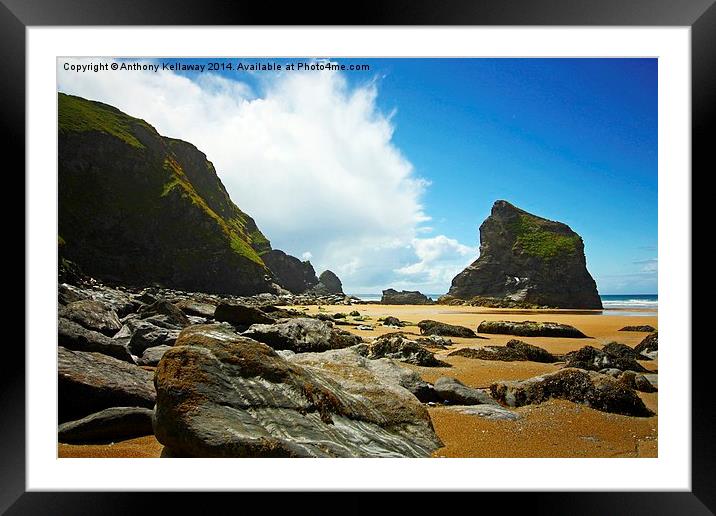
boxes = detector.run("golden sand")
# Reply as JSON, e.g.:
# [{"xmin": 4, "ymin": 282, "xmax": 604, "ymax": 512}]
[{"xmin": 58, "ymin": 304, "xmax": 657, "ymax": 458}]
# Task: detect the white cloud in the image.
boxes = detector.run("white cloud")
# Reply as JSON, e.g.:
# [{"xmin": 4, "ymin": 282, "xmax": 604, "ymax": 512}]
[{"xmin": 58, "ymin": 58, "xmax": 473, "ymax": 294}]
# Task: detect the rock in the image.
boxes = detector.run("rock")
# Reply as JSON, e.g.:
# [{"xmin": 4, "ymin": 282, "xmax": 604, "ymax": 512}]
[
  {"xmin": 602, "ymin": 341, "xmax": 651, "ymax": 361},
  {"xmin": 449, "ymin": 405, "xmax": 521, "ymax": 421},
  {"xmin": 599, "ymin": 368, "xmax": 622, "ymax": 377},
  {"xmin": 415, "ymin": 335, "xmax": 452, "ymax": 349},
  {"xmin": 356, "ymin": 333, "xmax": 448, "ymax": 367},
  {"xmin": 58, "ymin": 283, "xmax": 89, "ymax": 305},
  {"xmin": 382, "ymin": 316, "xmax": 404, "ymax": 327},
  {"xmin": 58, "ymin": 347, "xmax": 155, "ymax": 422},
  {"xmin": 58, "ymin": 317, "xmax": 134, "ymax": 363},
  {"xmin": 262, "ymin": 249, "xmax": 319, "ymax": 294},
  {"xmin": 174, "ymin": 299, "xmax": 216, "ymax": 318},
  {"xmin": 309, "ymin": 270, "xmax": 344, "ymax": 295},
  {"xmin": 138, "ymin": 299, "xmax": 191, "ymax": 328},
  {"xmin": 153, "ymin": 327, "xmax": 442, "ymax": 457},
  {"xmin": 477, "ymin": 320, "xmax": 587, "ymax": 338},
  {"xmin": 381, "ymin": 289, "xmax": 432, "ymax": 305},
  {"xmin": 433, "ymin": 377, "xmax": 497, "ymax": 405},
  {"xmin": 126, "ymin": 319, "xmax": 180, "ymax": 355},
  {"xmin": 564, "ymin": 345, "xmax": 650, "ymax": 373},
  {"xmin": 58, "ymin": 93, "xmax": 274, "ymax": 296},
  {"xmin": 138, "ymin": 345, "xmax": 173, "ymax": 366},
  {"xmin": 58, "ymin": 407, "xmax": 154, "ymax": 443},
  {"xmin": 449, "ymin": 340, "xmax": 557, "ymax": 363},
  {"xmin": 490, "ymin": 368, "xmax": 653, "ymax": 417},
  {"xmin": 89, "ymin": 287, "xmax": 138, "ymax": 317},
  {"xmin": 242, "ymin": 318, "xmax": 362, "ymax": 353},
  {"xmin": 59, "ymin": 299, "xmax": 122, "ymax": 336},
  {"xmin": 356, "ymin": 325, "xmax": 373, "ymax": 331},
  {"xmin": 214, "ymin": 303, "xmax": 274, "ymax": 326},
  {"xmin": 418, "ymin": 320, "xmax": 478, "ymax": 338},
  {"xmin": 447, "ymin": 200, "xmax": 602, "ymax": 309},
  {"xmin": 618, "ymin": 370, "xmax": 658, "ymax": 393},
  {"xmin": 619, "ymin": 325, "xmax": 656, "ymax": 332},
  {"xmin": 349, "ymin": 311, "xmax": 361, "ymax": 317},
  {"xmin": 634, "ymin": 332, "xmax": 658, "ymax": 355}
]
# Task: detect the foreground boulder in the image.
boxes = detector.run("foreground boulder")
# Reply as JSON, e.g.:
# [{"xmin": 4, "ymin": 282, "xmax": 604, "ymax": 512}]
[
  {"xmin": 619, "ymin": 325, "xmax": 656, "ymax": 332},
  {"xmin": 58, "ymin": 407, "xmax": 154, "ymax": 443},
  {"xmin": 449, "ymin": 339, "xmax": 556, "ymax": 363},
  {"xmin": 58, "ymin": 317, "xmax": 134, "ymax": 362},
  {"xmin": 59, "ymin": 299, "xmax": 122, "ymax": 336},
  {"xmin": 214, "ymin": 303, "xmax": 274, "ymax": 326},
  {"xmin": 477, "ymin": 320, "xmax": 587, "ymax": 338},
  {"xmin": 447, "ymin": 200, "xmax": 602, "ymax": 309},
  {"xmin": 490, "ymin": 368, "xmax": 653, "ymax": 417},
  {"xmin": 153, "ymin": 327, "xmax": 442, "ymax": 457},
  {"xmin": 381, "ymin": 289, "xmax": 432, "ymax": 305},
  {"xmin": 634, "ymin": 332, "xmax": 658, "ymax": 355},
  {"xmin": 356, "ymin": 333, "xmax": 448, "ymax": 367},
  {"xmin": 243, "ymin": 318, "xmax": 361, "ymax": 353},
  {"xmin": 58, "ymin": 347, "xmax": 155, "ymax": 422},
  {"xmin": 564, "ymin": 345, "xmax": 650, "ymax": 373},
  {"xmin": 433, "ymin": 377, "xmax": 497, "ymax": 405},
  {"xmin": 418, "ymin": 320, "xmax": 478, "ymax": 338}
]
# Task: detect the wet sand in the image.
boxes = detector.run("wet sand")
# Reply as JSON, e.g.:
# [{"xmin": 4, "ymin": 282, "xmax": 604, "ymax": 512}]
[{"xmin": 58, "ymin": 304, "xmax": 657, "ymax": 458}]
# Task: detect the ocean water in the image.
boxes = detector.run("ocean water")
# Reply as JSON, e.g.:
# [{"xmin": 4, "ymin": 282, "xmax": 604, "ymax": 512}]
[{"xmin": 350, "ymin": 293, "xmax": 658, "ymax": 312}]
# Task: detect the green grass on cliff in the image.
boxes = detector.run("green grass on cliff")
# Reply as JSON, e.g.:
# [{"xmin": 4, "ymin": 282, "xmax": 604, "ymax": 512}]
[
  {"xmin": 58, "ymin": 93, "xmax": 150, "ymax": 149},
  {"xmin": 511, "ymin": 214, "xmax": 580, "ymax": 259}
]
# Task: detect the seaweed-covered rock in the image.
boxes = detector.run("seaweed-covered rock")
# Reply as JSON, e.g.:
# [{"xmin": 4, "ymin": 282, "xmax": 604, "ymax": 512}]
[
  {"xmin": 564, "ymin": 345, "xmax": 650, "ymax": 373},
  {"xmin": 634, "ymin": 332, "xmax": 658, "ymax": 355},
  {"xmin": 153, "ymin": 326, "xmax": 442, "ymax": 457},
  {"xmin": 59, "ymin": 299, "xmax": 122, "ymax": 336},
  {"xmin": 490, "ymin": 368, "xmax": 653, "ymax": 417},
  {"xmin": 618, "ymin": 325, "xmax": 656, "ymax": 332},
  {"xmin": 58, "ymin": 407, "xmax": 154, "ymax": 443},
  {"xmin": 357, "ymin": 333, "xmax": 448, "ymax": 367},
  {"xmin": 382, "ymin": 316, "xmax": 404, "ymax": 327},
  {"xmin": 415, "ymin": 335, "xmax": 453, "ymax": 349},
  {"xmin": 242, "ymin": 318, "xmax": 361, "ymax": 353},
  {"xmin": 602, "ymin": 341, "xmax": 651, "ymax": 361},
  {"xmin": 58, "ymin": 347, "xmax": 155, "ymax": 422},
  {"xmin": 447, "ymin": 200, "xmax": 602, "ymax": 308},
  {"xmin": 58, "ymin": 317, "xmax": 134, "ymax": 363},
  {"xmin": 618, "ymin": 370, "xmax": 658, "ymax": 393},
  {"xmin": 381, "ymin": 289, "xmax": 432, "ymax": 305},
  {"xmin": 477, "ymin": 320, "xmax": 587, "ymax": 338},
  {"xmin": 418, "ymin": 320, "xmax": 478, "ymax": 338},
  {"xmin": 433, "ymin": 377, "xmax": 497, "ymax": 405},
  {"xmin": 449, "ymin": 339, "xmax": 557, "ymax": 363}
]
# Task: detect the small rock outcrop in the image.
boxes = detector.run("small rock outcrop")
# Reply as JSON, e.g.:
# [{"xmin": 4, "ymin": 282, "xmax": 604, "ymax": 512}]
[
  {"xmin": 309, "ymin": 270, "xmax": 344, "ymax": 295},
  {"xmin": 418, "ymin": 320, "xmax": 479, "ymax": 338},
  {"xmin": 477, "ymin": 320, "xmax": 587, "ymax": 338},
  {"xmin": 490, "ymin": 368, "xmax": 653, "ymax": 417},
  {"xmin": 381, "ymin": 289, "xmax": 432, "ymax": 305},
  {"xmin": 447, "ymin": 200, "xmax": 602, "ymax": 309},
  {"xmin": 634, "ymin": 332, "xmax": 658, "ymax": 355},
  {"xmin": 356, "ymin": 333, "xmax": 448, "ymax": 367},
  {"xmin": 449, "ymin": 339, "xmax": 557, "ymax": 363},
  {"xmin": 563, "ymin": 345, "xmax": 650, "ymax": 373},
  {"xmin": 619, "ymin": 325, "xmax": 656, "ymax": 333}
]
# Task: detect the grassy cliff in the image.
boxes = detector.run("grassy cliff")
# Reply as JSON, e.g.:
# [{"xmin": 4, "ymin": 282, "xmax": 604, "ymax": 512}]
[{"xmin": 58, "ymin": 92, "xmax": 273, "ymax": 294}]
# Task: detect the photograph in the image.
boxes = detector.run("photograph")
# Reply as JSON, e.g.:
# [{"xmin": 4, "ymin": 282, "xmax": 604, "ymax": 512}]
[{"xmin": 56, "ymin": 57, "xmax": 659, "ymax": 459}]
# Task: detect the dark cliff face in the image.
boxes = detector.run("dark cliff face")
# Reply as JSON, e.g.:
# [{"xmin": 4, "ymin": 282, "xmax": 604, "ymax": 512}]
[
  {"xmin": 58, "ymin": 93, "xmax": 274, "ymax": 295},
  {"xmin": 262, "ymin": 250, "xmax": 319, "ymax": 294},
  {"xmin": 448, "ymin": 200, "xmax": 602, "ymax": 309}
]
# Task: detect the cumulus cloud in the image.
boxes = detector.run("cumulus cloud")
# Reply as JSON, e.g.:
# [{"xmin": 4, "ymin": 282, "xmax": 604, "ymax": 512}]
[{"xmin": 57, "ymin": 58, "xmax": 473, "ymax": 293}]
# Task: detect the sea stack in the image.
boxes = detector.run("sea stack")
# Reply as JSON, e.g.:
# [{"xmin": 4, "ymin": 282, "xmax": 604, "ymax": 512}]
[{"xmin": 447, "ymin": 200, "xmax": 602, "ymax": 309}]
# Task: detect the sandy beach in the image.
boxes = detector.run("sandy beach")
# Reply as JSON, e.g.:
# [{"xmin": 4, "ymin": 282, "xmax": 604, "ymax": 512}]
[{"xmin": 58, "ymin": 304, "xmax": 657, "ymax": 459}]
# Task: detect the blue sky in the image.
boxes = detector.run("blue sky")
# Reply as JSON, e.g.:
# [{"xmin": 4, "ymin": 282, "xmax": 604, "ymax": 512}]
[{"xmin": 60, "ymin": 57, "xmax": 657, "ymax": 294}]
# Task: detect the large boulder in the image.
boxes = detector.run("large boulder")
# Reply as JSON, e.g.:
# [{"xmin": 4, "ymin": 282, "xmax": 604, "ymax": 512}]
[
  {"xmin": 490, "ymin": 368, "xmax": 653, "ymax": 417},
  {"xmin": 153, "ymin": 326, "xmax": 442, "ymax": 457},
  {"xmin": 564, "ymin": 345, "xmax": 651, "ymax": 373},
  {"xmin": 58, "ymin": 347, "xmax": 155, "ymax": 422},
  {"xmin": 418, "ymin": 320, "xmax": 478, "ymax": 338},
  {"xmin": 58, "ymin": 407, "xmax": 154, "ymax": 443},
  {"xmin": 381, "ymin": 289, "xmax": 432, "ymax": 305},
  {"xmin": 58, "ymin": 299, "xmax": 122, "ymax": 336},
  {"xmin": 448, "ymin": 339, "xmax": 557, "ymax": 363},
  {"xmin": 242, "ymin": 318, "xmax": 361, "ymax": 353},
  {"xmin": 433, "ymin": 377, "xmax": 497, "ymax": 405},
  {"xmin": 120, "ymin": 318, "xmax": 180, "ymax": 356},
  {"xmin": 477, "ymin": 320, "xmax": 587, "ymax": 338},
  {"xmin": 214, "ymin": 303, "xmax": 274, "ymax": 326},
  {"xmin": 310, "ymin": 270, "xmax": 344, "ymax": 295},
  {"xmin": 447, "ymin": 200, "xmax": 602, "ymax": 309},
  {"xmin": 356, "ymin": 333, "xmax": 448, "ymax": 367},
  {"xmin": 58, "ymin": 317, "xmax": 134, "ymax": 363}
]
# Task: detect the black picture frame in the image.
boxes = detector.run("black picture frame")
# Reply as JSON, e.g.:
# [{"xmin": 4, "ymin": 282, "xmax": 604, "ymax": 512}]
[{"xmin": 5, "ymin": 0, "xmax": 709, "ymax": 513}]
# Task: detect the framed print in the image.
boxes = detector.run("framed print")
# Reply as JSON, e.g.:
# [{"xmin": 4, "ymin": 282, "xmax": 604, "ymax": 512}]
[{"xmin": 6, "ymin": 0, "xmax": 711, "ymax": 512}]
